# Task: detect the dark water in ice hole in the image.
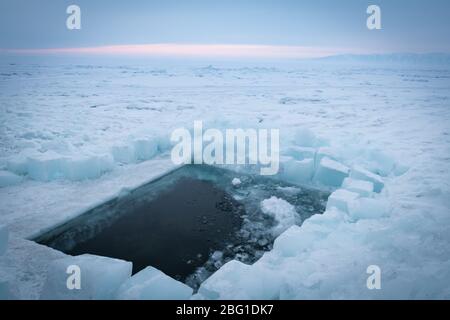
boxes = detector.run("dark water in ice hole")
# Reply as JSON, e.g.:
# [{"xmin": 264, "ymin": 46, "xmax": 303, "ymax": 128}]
[
  {"xmin": 68, "ymin": 178, "xmax": 243, "ymax": 279},
  {"xmin": 34, "ymin": 165, "xmax": 328, "ymax": 289}
]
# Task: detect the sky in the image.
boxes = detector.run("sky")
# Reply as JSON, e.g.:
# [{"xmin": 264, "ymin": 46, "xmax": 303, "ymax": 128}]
[{"xmin": 1, "ymin": 0, "xmax": 450, "ymax": 59}]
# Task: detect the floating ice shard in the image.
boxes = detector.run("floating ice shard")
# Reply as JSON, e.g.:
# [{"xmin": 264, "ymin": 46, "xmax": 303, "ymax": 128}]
[
  {"xmin": 231, "ymin": 177, "xmax": 242, "ymax": 186},
  {"xmin": 261, "ymin": 196, "xmax": 300, "ymax": 236}
]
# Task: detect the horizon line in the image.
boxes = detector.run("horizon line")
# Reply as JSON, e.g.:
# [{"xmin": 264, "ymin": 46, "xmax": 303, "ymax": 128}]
[{"xmin": 0, "ymin": 43, "xmax": 368, "ymax": 59}]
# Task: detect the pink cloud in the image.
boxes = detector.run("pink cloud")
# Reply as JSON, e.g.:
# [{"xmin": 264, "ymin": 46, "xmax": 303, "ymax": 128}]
[{"xmin": 0, "ymin": 44, "xmax": 358, "ymax": 59}]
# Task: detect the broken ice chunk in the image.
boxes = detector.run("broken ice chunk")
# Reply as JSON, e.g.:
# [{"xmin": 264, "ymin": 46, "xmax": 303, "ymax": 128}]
[
  {"xmin": 198, "ymin": 260, "xmax": 281, "ymax": 300},
  {"xmin": 155, "ymin": 133, "xmax": 173, "ymax": 153},
  {"xmin": 231, "ymin": 178, "xmax": 241, "ymax": 186},
  {"xmin": 64, "ymin": 154, "xmax": 115, "ymax": 181},
  {"xmin": 261, "ymin": 196, "xmax": 300, "ymax": 236},
  {"xmin": 314, "ymin": 147, "xmax": 338, "ymax": 168},
  {"xmin": 350, "ymin": 165, "xmax": 384, "ymax": 193},
  {"xmin": 282, "ymin": 146, "xmax": 316, "ymax": 161},
  {"xmin": 0, "ymin": 225, "xmax": 8, "ymax": 256},
  {"xmin": 133, "ymin": 138, "xmax": 158, "ymax": 161},
  {"xmin": 341, "ymin": 177, "xmax": 374, "ymax": 197},
  {"xmin": 281, "ymin": 157, "xmax": 314, "ymax": 184},
  {"xmin": 273, "ymin": 207, "xmax": 348, "ymax": 259},
  {"xmin": 272, "ymin": 225, "xmax": 304, "ymax": 257},
  {"xmin": 0, "ymin": 170, "xmax": 23, "ymax": 188},
  {"xmin": 40, "ymin": 254, "xmax": 132, "ymax": 300},
  {"xmin": 111, "ymin": 144, "xmax": 136, "ymax": 164},
  {"xmin": 116, "ymin": 266, "xmax": 192, "ymax": 300},
  {"xmin": 313, "ymin": 157, "xmax": 349, "ymax": 187},
  {"xmin": 26, "ymin": 151, "xmax": 68, "ymax": 181},
  {"xmin": 211, "ymin": 251, "xmax": 223, "ymax": 261},
  {"xmin": 326, "ymin": 189, "xmax": 359, "ymax": 213},
  {"xmin": 348, "ymin": 197, "xmax": 389, "ymax": 221},
  {"xmin": 12, "ymin": 151, "xmax": 114, "ymax": 182}
]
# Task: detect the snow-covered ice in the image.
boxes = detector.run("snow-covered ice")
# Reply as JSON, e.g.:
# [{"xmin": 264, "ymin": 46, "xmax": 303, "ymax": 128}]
[
  {"xmin": 116, "ymin": 266, "xmax": 193, "ymax": 300},
  {"xmin": 1, "ymin": 57, "xmax": 450, "ymax": 299}
]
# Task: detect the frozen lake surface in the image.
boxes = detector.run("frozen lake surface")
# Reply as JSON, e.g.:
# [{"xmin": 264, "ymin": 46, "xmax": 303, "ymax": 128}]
[{"xmin": 0, "ymin": 57, "xmax": 449, "ymax": 299}]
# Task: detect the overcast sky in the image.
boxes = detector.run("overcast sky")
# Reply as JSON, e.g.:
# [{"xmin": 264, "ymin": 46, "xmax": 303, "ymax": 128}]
[{"xmin": 1, "ymin": 0, "xmax": 449, "ymax": 58}]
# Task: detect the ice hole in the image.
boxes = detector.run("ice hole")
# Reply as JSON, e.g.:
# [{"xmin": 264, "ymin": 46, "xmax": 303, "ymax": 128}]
[{"xmin": 34, "ymin": 165, "xmax": 328, "ymax": 289}]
